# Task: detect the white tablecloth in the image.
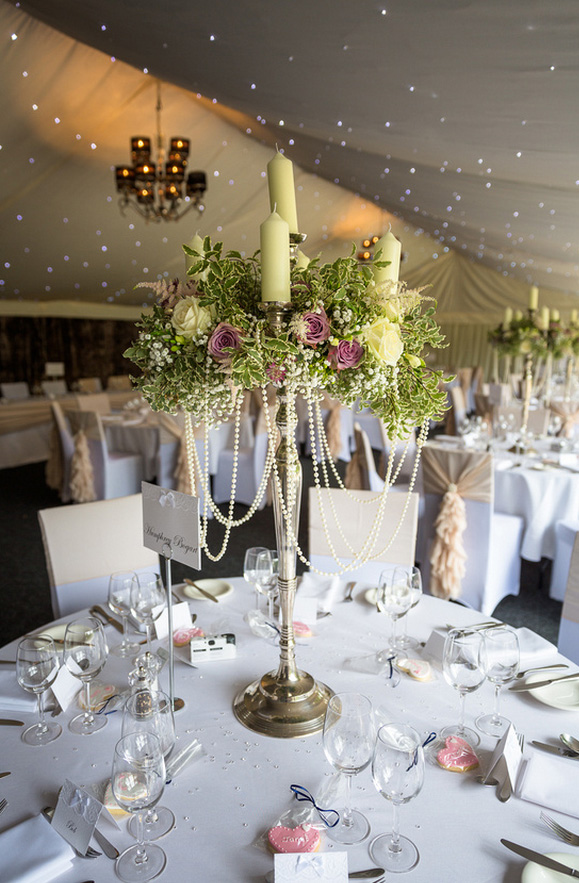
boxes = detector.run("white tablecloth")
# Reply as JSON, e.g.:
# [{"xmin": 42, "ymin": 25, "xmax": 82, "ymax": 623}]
[{"xmin": 0, "ymin": 581, "xmax": 576, "ymax": 882}]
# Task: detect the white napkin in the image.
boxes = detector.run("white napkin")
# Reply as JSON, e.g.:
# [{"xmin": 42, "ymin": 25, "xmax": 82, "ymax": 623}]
[
  {"xmin": 298, "ymin": 573, "xmax": 343, "ymax": 613},
  {"xmin": 0, "ymin": 814, "xmax": 75, "ymax": 882},
  {"xmin": 517, "ymin": 751, "xmax": 579, "ymax": 819},
  {"xmin": 516, "ymin": 627, "xmax": 558, "ymax": 666},
  {"xmin": 0, "ymin": 669, "xmax": 36, "ymax": 713}
]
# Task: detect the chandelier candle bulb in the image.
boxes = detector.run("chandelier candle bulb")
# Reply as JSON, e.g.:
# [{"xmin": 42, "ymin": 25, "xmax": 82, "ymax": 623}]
[
  {"xmin": 260, "ymin": 210, "xmax": 290, "ymax": 302},
  {"xmin": 503, "ymin": 307, "xmax": 513, "ymax": 328},
  {"xmin": 267, "ymin": 150, "xmax": 299, "ymax": 234},
  {"xmin": 372, "ymin": 229, "xmax": 401, "ymax": 285},
  {"xmin": 529, "ymin": 285, "xmax": 539, "ymax": 311}
]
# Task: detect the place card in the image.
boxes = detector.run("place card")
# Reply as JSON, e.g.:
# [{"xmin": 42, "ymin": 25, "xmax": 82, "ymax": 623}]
[
  {"xmin": 422, "ymin": 627, "xmax": 447, "ymax": 662},
  {"xmin": 292, "ymin": 596, "xmax": 319, "ymax": 625},
  {"xmin": 484, "ymin": 723, "xmax": 522, "ymax": 786},
  {"xmin": 52, "ymin": 779, "xmax": 103, "ymax": 856},
  {"xmin": 51, "ymin": 660, "xmax": 82, "ymax": 711},
  {"xmin": 141, "ymin": 482, "xmax": 200, "ymax": 569},
  {"xmin": 154, "ymin": 601, "xmax": 192, "ymax": 641},
  {"xmin": 274, "ymin": 851, "xmax": 348, "ymax": 881}
]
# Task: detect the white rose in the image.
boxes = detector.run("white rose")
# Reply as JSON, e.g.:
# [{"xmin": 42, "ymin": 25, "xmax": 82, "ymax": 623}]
[
  {"xmin": 363, "ymin": 317, "xmax": 403, "ymax": 366},
  {"xmin": 172, "ymin": 296, "xmax": 213, "ymax": 339}
]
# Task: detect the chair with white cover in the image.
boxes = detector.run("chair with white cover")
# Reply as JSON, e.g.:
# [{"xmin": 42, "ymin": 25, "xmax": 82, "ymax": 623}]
[
  {"xmin": 41, "ymin": 379, "xmax": 68, "ymax": 397},
  {"xmin": 447, "ymin": 386, "xmax": 467, "ymax": 435},
  {"xmin": 494, "ymin": 403, "xmax": 523, "ymax": 431},
  {"xmin": 304, "ymin": 393, "xmax": 354, "ymax": 462},
  {"xmin": 527, "ymin": 407, "xmax": 550, "ymax": 436},
  {"xmin": 155, "ymin": 412, "xmax": 213, "ymax": 518},
  {"xmin": 75, "ymin": 392, "xmax": 110, "ymax": 414},
  {"xmin": 557, "ymin": 532, "xmax": 579, "ymax": 665},
  {"xmin": 67, "ymin": 409, "xmax": 144, "ymax": 502},
  {"xmin": 107, "ymin": 375, "xmax": 133, "ymax": 391},
  {"xmin": 212, "ymin": 405, "xmax": 274, "ymax": 509},
  {"xmin": 38, "ymin": 494, "xmax": 159, "ymax": 617},
  {"xmin": 45, "ymin": 402, "xmax": 75, "ymax": 503},
  {"xmin": 0, "ymin": 381, "xmax": 30, "ymax": 400},
  {"xmin": 416, "ymin": 445, "xmax": 524, "ymax": 614},
  {"xmin": 308, "ymin": 486, "xmax": 419, "ymax": 583},
  {"xmin": 78, "ymin": 377, "xmax": 102, "ymax": 393},
  {"xmin": 550, "ymin": 518, "xmax": 579, "ymax": 602}
]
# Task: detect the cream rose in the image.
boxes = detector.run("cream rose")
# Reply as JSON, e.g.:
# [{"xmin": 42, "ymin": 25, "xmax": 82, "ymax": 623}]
[
  {"xmin": 363, "ymin": 317, "xmax": 403, "ymax": 366},
  {"xmin": 172, "ymin": 296, "xmax": 213, "ymax": 339}
]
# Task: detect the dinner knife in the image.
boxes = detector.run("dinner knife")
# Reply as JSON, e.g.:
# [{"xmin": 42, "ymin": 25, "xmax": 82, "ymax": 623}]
[
  {"xmin": 89, "ymin": 605, "xmax": 124, "ymax": 633},
  {"xmin": 0, "ymin": 719, "xmax": 24, "ymax": 726},
  {"xmin": 92, "ymin": 826, "xmax": 119, "ymax": 859},
  {"xmin": 509, "ymin": 672, "xmax": 579, "ymax": 692},
  {"xmin": 531, "ymin": 741, "xmax": 579, "ymax": 758},
  {"xmin": 501, "ymin": 839, "xmax": 579, "ymax": 877},
  {"xmin": 184, "ymin": 578, "xmax": 219, "ymax": 603}
]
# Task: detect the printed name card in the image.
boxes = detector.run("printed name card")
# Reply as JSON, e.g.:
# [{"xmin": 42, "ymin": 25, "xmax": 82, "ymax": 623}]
[
  {"xmin": 52, "ymin": 779, "xmax": 103, "ymax": 856},
  {"xmin": 274, "ymin": 851, "xmax": 348, "ymax": 881},
  {"xmin": 154, "ymin": 601, "xmax": 192, "ymax": 640},
  {"xmin": 485, "ymin": 723, "xmax": 523, "ymax": 787},
  {"xmin": 141, "ymin": 482, "xmax": 200, "ymax": 569},
  {"xmin": 51, "ymin": 662, "xmax": 82, "ymax": 712}
]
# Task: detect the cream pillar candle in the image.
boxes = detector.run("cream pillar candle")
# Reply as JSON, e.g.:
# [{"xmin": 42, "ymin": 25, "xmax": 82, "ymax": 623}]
[
  {"xmin": 552, "ymin": 308, "xmax": 560, "ymax": 322},
  {"xmin": 260, "ymin": 210, "xmax": 290, "ymax": 302},
  {"xmin": 529, "ymin": 285, "xmax": 539, "ymax": 311},
  {"xmin": 514, "ymin": 310, "xmax": 523, "ymax": 321},
  {"xmin": 267, "ymin": 150, "xmax": 299, "ymax": 234},
  {"xmin": 540, "ymin": 307, "xmax": 550, "ymax": 330},
  {"xmin": 571, "ymin": 309, "xmax": 578, "ymax": 324},
  {"xmin": 373, "ymin": 229, "xmax": 401, "ymax": 284},
  {"xmin": 503, "ymin": 307, "xmax": 513, "ymax": 328}
]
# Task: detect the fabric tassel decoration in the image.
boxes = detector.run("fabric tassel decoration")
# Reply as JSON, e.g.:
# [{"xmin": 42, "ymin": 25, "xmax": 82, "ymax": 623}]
[
  {"xmin": 69, "ymin": 430, "xmax": 96, "ymax": 503},
  {"xmin": 429, "ymin": 484, "xmax": 467, "ymax": 600}
]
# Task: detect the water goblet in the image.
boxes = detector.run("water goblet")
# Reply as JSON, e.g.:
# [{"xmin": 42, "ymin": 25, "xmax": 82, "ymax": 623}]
[
  {"xmin": 374, "ymin": 567, "xmax": 413, "ymax": 685},
  {"xmin": 371, "ymin": 722, "xmax": 425, "ymax": 873},
  {"xmin": 476, "ymin": 625, "xmax": 520, "ymax": 737},
  {"xmin": 112, "ymin": 732, "xmax": 167, "ymax": 882},
  {"xmin": 323, "ymin": 692, "xmax": 376, "ymax": 844},
  {"xmin": 122, "ymin": 690, "xmax": 176, "ymax": 840},
  {"xmin": 441, "ymin": 628, "xmax": 487, "ymax": 747},
  {"xmin": 63, "ymin": 616, "xmax": 108, "ymax": 735},
  {"xmin": 395, "ymin": 566, "xmax": 422, "ymax": 652},
  {"xmin": 255, "ymin": 548, "xmax": 279, "ymax": 621},
  {"xmin": 130, "ymin": 572, "xmax": 166, "ymax": 660},
  {"xmin": 16, "ymin": 635, "xmax": 61, "ymax": 746},
  {"xmin": 108, "ymin": 570, "xmax": 140, "ymax": 658},
  {"xmin": 243, "ymin": 546, "xmax": 270, "ymax": 611}
]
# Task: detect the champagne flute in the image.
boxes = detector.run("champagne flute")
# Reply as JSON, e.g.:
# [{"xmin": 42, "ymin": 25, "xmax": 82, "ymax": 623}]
[
  {"xmin": 108, "ymin": 570, "xmax": 140, "ymax": 658},
  {"xmin": 371, "ymin": 722, "xmax": 424, "ymax": 873},
  {"xmin": 130, "ymin": 572, "xmax": 166, "ymax": 660},
  {"xmin": 63, "ymin": 616, "xmax": 108, "ymax": 735},
  {"xmin": 255, "ymin": 548, "xmax": 279, "ymax": 621},
  {"xmin": 16, "ymin": 635, "xmax": 61, "ymax": 746},
  {"xmin": 395, "ymin": 566, "xmax": 422, "ymax": 652},
  {"xmin": 476, "ymin": 626, "xmax": 520, "ymax": 737},
  {"xmin": 323, "ymin": 692, "xmax": 375, "ymax": 844},
  {"xmin": 243, "ymin": 546, "xmax": 269, "ymax": 610},
  {"xmin": 375, "ymin": 567, "xmax": 412, "ymax": 684},
  {"xmin": 122, "ymin": 690, "xmax": 176, "ymax": 840},
  {"xmin": 112, "ymin": 732, "xmax": 167, "ymax": 882},
  {"xmin": 442, "ymin": 628, "xmax": 486, "ymax": 747}
]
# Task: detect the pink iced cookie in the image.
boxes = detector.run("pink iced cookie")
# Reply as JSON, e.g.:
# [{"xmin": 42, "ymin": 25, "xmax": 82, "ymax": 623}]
[
  {"xmin": 396, "ymin": 657, "xmax": 432, "ymax": 681},
  {"xmin": 436, "ymin": 735, "xmax": 479, "ymax": 772},
  {"xmin": 267, "ymin": 824, "xmax": 320, "ymax": 854},
  {"xmin": 173, "ymin": 626, "xmax": 204, "ymax": 646},
  {"xmin": 293, "ymin": 621, "xmax": 313, "ymax": 638},
  {"xmin": 78, "ymin": 682, "xmax": 115, "ymax": 711}
]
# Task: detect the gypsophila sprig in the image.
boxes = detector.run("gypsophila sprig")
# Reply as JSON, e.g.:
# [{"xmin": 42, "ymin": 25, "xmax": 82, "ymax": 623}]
[{"xmin": 124, "ymin": 238, "xmax": 447, "ymax": 434}]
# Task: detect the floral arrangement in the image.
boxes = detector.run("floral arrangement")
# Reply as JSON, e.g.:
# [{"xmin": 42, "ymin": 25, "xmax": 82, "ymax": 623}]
[
  {"xmin": 124, "ymin": 238, "xmax": 447, "ymax": 437},
  {"xmin": 488, "ymin": 314, "xmax": 579, "ymax": 360}
]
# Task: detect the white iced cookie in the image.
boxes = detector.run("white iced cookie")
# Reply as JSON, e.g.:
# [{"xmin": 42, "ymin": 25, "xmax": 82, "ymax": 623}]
[{"xmin": 396, "ymin": 657, "xmax": 432, "ymax": 681}]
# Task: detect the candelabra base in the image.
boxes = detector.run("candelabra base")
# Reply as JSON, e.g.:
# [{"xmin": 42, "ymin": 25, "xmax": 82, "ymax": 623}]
[{"xmin": 233, "ymin": 669, "xmax": 332, "ymax": 738}]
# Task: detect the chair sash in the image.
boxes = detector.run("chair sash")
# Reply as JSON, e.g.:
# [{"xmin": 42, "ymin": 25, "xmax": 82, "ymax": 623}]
[
  {"xmin": 69, "ymin": 428, "xmax": 97, "ymax": 502},
  {"xmin": 345, "ymin": 424, "xmax": 373, "ymax": 490},
  {"xmin": 320, "ymin": 392, "xmax": 343, "ymax": 461},
  {"xmin": 157, "ymin": 412, "xmax": 209, "ymax": 495},
  {"xmin": 550, "ymin": 401, "xmax": 579, "ymax": 439},
  {"xmin": 422, "ymin": 446, "xmax": 493, "ymax": 601}
]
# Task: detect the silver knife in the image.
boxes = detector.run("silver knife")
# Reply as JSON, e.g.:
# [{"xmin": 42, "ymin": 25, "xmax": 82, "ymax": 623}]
[
  {"xmin": 501, "ymin": 839, "xmax": 579, "ymax": 876},
  {"xmin": 0, "ymin": 719, "xmax": 24, "ymax": 726},
  {"xmin": 531, "ymin": 741, "xmax": 579, "ymax": 758},
  {"xmin": 509, "ymin": 672, "xmax": 579, "ymax": 692},
  {"xmin": 93, "ymin": 827, "xmax": 119, "ymax": 859}
]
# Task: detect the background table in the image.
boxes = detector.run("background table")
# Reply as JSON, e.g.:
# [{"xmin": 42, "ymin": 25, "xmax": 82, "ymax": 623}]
[{"xmin": 0, "ymin": 580, "xmax": 577, "ymax": 882}]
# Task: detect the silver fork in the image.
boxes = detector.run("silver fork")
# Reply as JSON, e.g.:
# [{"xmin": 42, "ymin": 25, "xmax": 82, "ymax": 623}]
[
  {"xmin": 343, "ymin": 581, "xmax": 356, "ymax": 602},
  {"xmin": 541, "ymin": 811, "xmax": 579, "ymax": 845},
  {"xmin": 0, "ymin": 797, "xmax": 7, "ymax": 816}
]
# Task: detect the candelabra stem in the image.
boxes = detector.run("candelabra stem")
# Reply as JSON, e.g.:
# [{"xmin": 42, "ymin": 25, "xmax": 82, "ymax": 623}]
[{"xmin": 521, "ymin": 353, "xmax": 533, "ymax": 434}]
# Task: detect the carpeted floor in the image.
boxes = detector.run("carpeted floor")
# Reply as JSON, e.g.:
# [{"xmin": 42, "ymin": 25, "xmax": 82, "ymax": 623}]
[{"xmin": 0, "ymin": 461, "xmax": 563, "ymax": 648}]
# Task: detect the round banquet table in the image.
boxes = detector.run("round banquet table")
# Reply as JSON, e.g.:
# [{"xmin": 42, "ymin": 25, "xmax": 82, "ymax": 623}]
[{"xmin": 1, "ymin": 579, "xmax": 578, "ymax": 883}]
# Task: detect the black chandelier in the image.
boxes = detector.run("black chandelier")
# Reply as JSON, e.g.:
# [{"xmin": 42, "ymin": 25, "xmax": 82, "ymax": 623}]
[{"xmin": 114, "ymin": 81, "xmax": 207, "ymax": 223}]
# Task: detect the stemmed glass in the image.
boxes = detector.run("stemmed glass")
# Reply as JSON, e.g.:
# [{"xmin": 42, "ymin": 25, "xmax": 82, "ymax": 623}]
[
  {"xmin": 374, "ymin": 567, "xmax": 413, "ymax": 684},
  {"xmin": 322, "ymin": 692, "xmax": 376, "ymax": 844},
  {"xmin": 108, "ymin": 571, "xmax": 140, "ymax": 658},
  {"xmin": 112, "ymin": 732, "xmax": 167, "ymax": 882},
  {"xmin": 442, "ymin": 628, "xmax": 487, "ymax": 747},
  {"xmin": 122, "ymin": 690, "xmax": 176, "ymax": 840},
  {"xmin": 255, "ymin": 548, "xmax": 279, "ymax": 621},
  {"xmin": 476, "ymin": 626, "xmax": 520, "ymax": 737},
  {"xmin": 63, "ymin": 616, "xmax": 108, "ymax": 735},
  {"xmin": 243, "ymin": 547, "xmax": 270, "ymax": 611},
  {"xmin": 16, "ymin": 635, "xmax": 61, "ymax": 746},
  {"xmin": 395, "ymin": 566, "xmax": 422, "ymax": 652},
  {"xmin": 130, "ymin": 572, "xmax": 166, "ymax": 660},
  {"xmin": 371, "ymin": 723, "xmax": 425, "ymax": 873}
]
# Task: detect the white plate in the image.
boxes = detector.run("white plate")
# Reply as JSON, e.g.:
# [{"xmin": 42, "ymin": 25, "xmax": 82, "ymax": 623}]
[
  {"xmin": 180, "ymin": 579, "xmax": 234, "ymax": 601},
  {"xmin": 522, "ymin": 851, "xmax": 579, "ymax": 882},
  {"xmin": 526, "ymin": 672, "xmax": 579, "ymax": 711},
  {"xmin": 32, "ymin": 623, "xmax": 68, "ymax": 643},
  {"xmin": 364, "ymin": 587, "xmax": 378, "ymax": 605}
]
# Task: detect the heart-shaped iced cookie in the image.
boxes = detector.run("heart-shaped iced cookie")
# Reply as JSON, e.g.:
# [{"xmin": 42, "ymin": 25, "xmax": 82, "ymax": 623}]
[
  {"xmin": 267, "ymin": 824, "xmax": 320, "ymax": 853},
  {"xmin": 436, "ymin": 735, "xmax": 479, "ymax": 772},
  {"xmin": 396, "ymin": 657, "xmax": 432, "ymax": 681}
]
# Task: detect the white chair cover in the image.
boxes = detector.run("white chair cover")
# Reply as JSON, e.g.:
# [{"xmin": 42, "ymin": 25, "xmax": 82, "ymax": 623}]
[
  {"xmin": 38, "ymin": 494, "xmax": 159, "ymax": 617},
  {"xmin": 68, "ymin": 409, "xmax": 143, "ymax": 501},
  {"xmin": 550, "ymin": 518, "xmax": 579, "ymax": 602},
  {"xmin": 308, "ymin": 486, "xmax": 419, "ymax": 582},
  {"xmin": 558, "ymin": 531, "xmax": 579, "ymax": 665},
  {"xmin": 156, "ymin": 412, "xmax": 213, "ymax": 518},
  {"xmin": 0, "ymin": 381, "xmax": 30, "ymax": 400},
  {"xmin": 448, "ymin": 386, "xmax": 467, "ymax": 435},
  {"xmin": 212, "ymin": 405, "xmax": 274, "ymax": 509},
  {"xmin": 527, "ymin": 407, "xmax": 550, "ymax": 435},
  {"xmin": 41, "ymin": 379, "xmax": 68, "ymax": 396},
  {"xmin": 75, "ymin": 392, "xmax": 110, "ymax": 414},
  {"xmin": 494, "ymin": 403, "xmax": 523, "ymax": 430},
  {"xmin": 304, "ymin": 393, "xmax": 354, "ymax": 462},
  {"xmin": 488, "ymin": 382, "xmax": 511, "ymax": 406},
  {"xmin": 45, "ymin": 402, "xmax": 75, "ymax": 503}
]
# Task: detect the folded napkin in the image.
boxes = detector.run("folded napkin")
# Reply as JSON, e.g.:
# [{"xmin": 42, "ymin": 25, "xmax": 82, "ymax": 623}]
[
  {"xmin": 297, "ymin": 573, "xmax": 343, "ymax": 614},
  {"xmin": 516, "ymin": 627, "xmax": 558, "ymax": 666},
  {"xmin": 0, "ymin": 668, "xmax": 36, "ymax": 713},
  {"xmin": 517, "ymin": 751, "xmax": 579, "ymax": 819},
  {"xmin": 0, "ymin": 814, "xmax": 75, "ymax": 882}
]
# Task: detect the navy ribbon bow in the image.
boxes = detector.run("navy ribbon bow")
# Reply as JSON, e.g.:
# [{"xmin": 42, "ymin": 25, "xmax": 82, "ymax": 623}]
[{"xmin": 290, "ymin": 784, "xmax": 340, "ymax": 828}]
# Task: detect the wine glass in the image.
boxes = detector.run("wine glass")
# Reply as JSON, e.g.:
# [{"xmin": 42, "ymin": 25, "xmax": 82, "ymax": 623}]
[
  {"xmin": 130, "ymin": 572, "xmax": 166, "ymax": 659},
  {"xmin": 16, "ymin": 635, "xmax": 61, "ymax": 746},
  {"xmin": 395, "ymin": 566, "xmax": 422, "ymax": 652},
  {"xmin": 112, "ymin": 732, "xmax": 167, "ymax": 882},
  {"xmin": 108, "ymin": 571, "xmax": 140, "ymax": 657},
  {"xmin": 371, "ymin": 722, "xmax": 425, "ymax": 873},
  {"xmin": 476, "ymin": 626, "xmax": 520, "ymax": 737},
  {"xmin": 122, "ymin": 690, "xmax": 176, "ymax": 840},
  {"xmin": 255, "ymin": 548, "xmax": 279, "ymax": 620},
  {"xmin": 243, "ymin": 546, "xmax": 270, "ymax": 610},
  {"xmin": 442, "ymin": 628, "xmax": 487, "ymax": 747},
  {"xmin": 63, "ymin": 616, "xmax": 108, "ymax": 735},
  {"xmin": 375, "ymin": 567, "xmax": 413, "ymax": 685},
  {"xmin": 322, "ymin": 692, "xmax": 376, "ymax": 844}
]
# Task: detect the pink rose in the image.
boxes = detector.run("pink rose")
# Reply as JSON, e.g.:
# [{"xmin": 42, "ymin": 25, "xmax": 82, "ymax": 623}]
[
  {"xmin": 328, "ymin": 339, "xmax": 364, "ymax": 371},
  {"xmin": 301, "ymin": 308, "xmax": 330, "ymax": 346},
  {"xmin": 208, "ymin": 322, "xmax": 242, "ymax": 362}
]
